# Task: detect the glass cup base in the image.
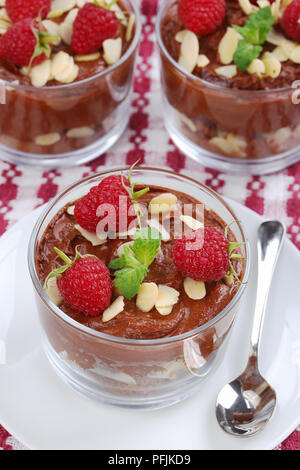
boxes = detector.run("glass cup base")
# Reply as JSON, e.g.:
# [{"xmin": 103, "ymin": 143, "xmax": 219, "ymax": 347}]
[
  {"xmin": 42, "ymin": 331, "xmax": 227, "ymax": 410},
  {"xmin": 0, "ymin": 115, "xmax": 129, "ymax": 168},
  {"xmin": 164, "ymin": 108, "xmax": 300, "ymax": 176}
]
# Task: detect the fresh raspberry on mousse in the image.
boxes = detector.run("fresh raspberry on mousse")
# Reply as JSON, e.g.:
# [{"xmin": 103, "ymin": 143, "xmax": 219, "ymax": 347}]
[
  {"xmin": 71, "ymin": 2, "xmax": 119, "ymax": 55},
  {"xmin": 0, "ymin": 18, "xmax": 55, "ymax": 67},
  {"xmin": 6, "ymin": 0, "xmax": 51, "ymax": 23},
  {"xmin": 74, "ymin": 175, "xmax": 137, "ymax": 234},
  {"xmin": 280, "ymin": 0, "xmax": 300, "ymax": 42},
  {"xmin": 178, "ymin": 0, "xmax": 226, "ymax": 36},
  {"xmin": 48, "ymin": 249, "xmax": 112, "ymax": 317},
  {"xmin": 171, "ymin": 227, "xmax": 231, "ymax": 282}
]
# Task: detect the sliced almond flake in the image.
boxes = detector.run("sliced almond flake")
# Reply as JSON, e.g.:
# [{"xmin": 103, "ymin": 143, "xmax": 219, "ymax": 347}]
[
  {"xmin": 262, "ymin": 52, "xmax": 281, "ymax": 77},
  {"xmin": 65, "ymin": 7, "xmax": 79, "ymax": 24},
  {"xmin": 42, "ymin": 20, "xmax": 61, "ymax": 45},
  {"xmin": 197, "ymin": 54, "xmax": 210, "ymax": 67},
  {"xmin": 49, "ymin": 0, "xmax": 77, "ymax": 18},
  {"xmin": 103, "ymin": 37, "xmax": 122, "ymax": 65},
  {"xmin": 67, "ymin": 205, "xmax": 75, "ymax": 216},
  {"xmin": 183, "ymin": 278, "xmax": 206, "ymax": 300},
  {"xmin": 215, "ymin": 65, "xmax": 237, "ymax": 78},
  {"xmin": 156, "ymin": 285, "xmax": 180, "ymax": 308},
  {"xmin": 218, "ymin": 27, "xmax": 241, "ymax": 65},
  {"xmin": 271, "ymin": 0, "xmax": 281, "ymax": 23},
  {"xmin": 257, "ymin": 0, "xmax": 270, "ymax": 6},
  {"xmin": 178, "ymin": 112, "xmax": 197, "ymax": 132},
  {"xmin": 149, "ymin": 193, "xmax": 178, "ymax": 215},
  {"xmin": 136, "ymin": 282, "xmax": 159, "ymax": 313},
  {"xmin": 126, "ymin": 13, "xmax": 135, "ymax": 42},
  {"xmin": 180, "ymin": 215, "xmax": 203, "ymax": 231},
  {"xmin": 30, "ymin": 59, "xmax": 52, "ymax": 87},
  {"xmin": 247, "ymin": 58, "xmax": 265, "ymax": 76},
  {"xmin": 0, "ymin": 8, "xmax": 11, "ymax": 23},
  {"xmin": 66, "ymin": 126, "xmax": 95, "ymax": 138},
  {"xmin": 102, "ymin": 296, "xmax": 125, "ymax": 323},
  {"xmin": 35, "ymin": 133, "xmax": 61, "ymax": 146},
  {"xmin": 272, "ymin": 45, "xmax": 289, "ymax": 62},
  {"xmin": 156, "ymin": 305, "xmax": 173, "ymax": 316},
  {"xmin": 75, "ymin": 52, "xmax": 101, "ymax": 62},
  {"xmin": 74, "ymin": 224, "xmax": 107, "ymax": 246},
  {"xmin": 238, "ymin": 0, "xmax": 258, "ymax": 15},
  {"xmin": 266, "ymin": 28, "xmax": 285, "ymax": 46},
  {"xmin": 59, "ymin": 21, "xmax": 73, "ymax": 45},
  {"xmin": 175, "ymin": 29, "xmax": 188, "ymax": 43},
  {"xmin": 281, "ymin": 38, "xmax": 298, "ymax": 57},
  {"xmin": 290, "ymin": 46, "xmax": 300, "ymax": 64},
  {"xmin": 44, "ymin": 277, "xmax": 63, "ymax": 306},
  {"xmin": 178, "ymin": 30, "xmax": 199, "ymax": 74}
]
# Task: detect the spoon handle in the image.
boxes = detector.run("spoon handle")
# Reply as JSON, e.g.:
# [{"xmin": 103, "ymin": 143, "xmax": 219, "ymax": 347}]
[{"xmin": 250, "ymin": 220, "xmax": 285, "ymax": 357}]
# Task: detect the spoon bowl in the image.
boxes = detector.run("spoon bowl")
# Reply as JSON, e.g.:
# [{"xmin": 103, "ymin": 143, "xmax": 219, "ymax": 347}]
[{"xmin": 216, "ymin": 358, "xmax": 277, "ymax": 436}]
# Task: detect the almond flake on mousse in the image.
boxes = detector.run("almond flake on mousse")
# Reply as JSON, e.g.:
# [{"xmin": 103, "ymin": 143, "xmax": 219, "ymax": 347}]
[
  {"xmin": 103, "ymin": 37, "xmax": 122, "ymax": 65},
  {"xmin": 48, "ymin": 0, "xmax": 77, "ymax": 18},
  {"xmin": 178, "ymin": 30, "xmax": 199, "ymax": 73},
  {"xmin": 126, "ymin": 13, "xmax": 135, "ymax": 42},
  {"xmin": 74, "ymin": 224, "xmax": 107, "ymax": 246},
  {"xmin": 51, "ymin": 51, "xmax": 79, "ymax": 84},
  {"xmin": 75, "ymin": 52, "xmax": 101, "ymax": 62},
  {"xmin": 218, "ymin": 27, "xmax": 241, "ymax": 65},
  {"xmin": 30, "ymin": 59, "xmax": 52, "ymax": 87},
  {"xmin": 34, "ymin": 133, "xmax": 61, "ymax": 146},
  {"xmin": 102, "ymin": 296, "xmax": 125, "ymax": 323},
  {"xmin": 66, "ymin": 126, "xmax": 95, "ymax": 138},
  {"xmin": 215, "ymin": 65, "xmax": 237, "ymax": 78}
]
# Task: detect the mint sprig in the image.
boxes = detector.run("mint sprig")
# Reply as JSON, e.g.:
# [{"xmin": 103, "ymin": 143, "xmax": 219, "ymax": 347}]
[
  {"xmin": 109, "ymin": 227, "xmax": 161, "ymax": 299},
  {"xmin": 232, "ymin": 6, "xmax": 274, "ymax": 71}
]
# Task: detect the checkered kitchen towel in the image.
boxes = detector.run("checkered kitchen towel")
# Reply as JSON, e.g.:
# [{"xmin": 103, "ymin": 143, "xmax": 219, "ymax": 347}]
[{"xmin": 0, "ymin": 0, "xmax": 299, "ymax": 450}]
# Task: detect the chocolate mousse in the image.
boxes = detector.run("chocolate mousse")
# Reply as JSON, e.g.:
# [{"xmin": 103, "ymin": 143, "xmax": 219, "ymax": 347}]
[
  {"xmin": 0, "ymin": 0, "xmax": 138, "ymax": 156},
  {"xmin": 36, "ymin": 180, "xmax": 245, "ymax": 341},
  {"xmin": 158, "ymin": 0, "xmax": 300, "ymax": 162}
]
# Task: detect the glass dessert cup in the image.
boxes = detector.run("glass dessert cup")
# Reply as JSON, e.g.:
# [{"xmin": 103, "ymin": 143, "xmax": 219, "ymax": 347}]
[
  {"xmin": 28, "ymin": 168, "xmax": 250, "ymax": 410},
  {"xmin": 0, "ymin": 0, "xmax": 141, "ymax": 168},
  {"xmin": 156, "ymin": 0, "xmax": 300, "ymax": 176}
]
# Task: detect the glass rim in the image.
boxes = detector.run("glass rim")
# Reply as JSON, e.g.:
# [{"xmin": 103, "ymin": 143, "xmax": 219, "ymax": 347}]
[
  {"xmin": 27, "ymin": 166, "xmax": 251, "ymax": 347},
  {"xmin": 156, "ymin": 0, "xmax": 292, "ymax": 96},
  {"xmin": 0, "ymin": 0, "xmax": 142, "ymax": 92}
]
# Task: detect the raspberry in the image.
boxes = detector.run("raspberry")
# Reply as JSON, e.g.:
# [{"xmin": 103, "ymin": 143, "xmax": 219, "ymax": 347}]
[
  {"xmin": 6, "ymin": 0, "xmax": 51, "ymax": 23},
  {"xmin": 171, "ymin": 227, "xmax": 230, "ymax": 282},
  {"xmin": 280, "ymin": 0, "xmax": 300, "ymax": 42},
  {"xmin": 74, "ymin": 175, "xmax": 136, "ymax": 234},
  {"xmin": 0, "ymin": 18, "xmax": 54, "ymax": 67},
  {"xmin": 178, "ymin": 0, "xmax": 226, "ymax": 36},
  {"xmin": 71, "ymin": 3, "xmax": 119, "ymax": 55},
  {"xmin": 57, "ymin": 256, "xmax": 112, "ymax": 316}
]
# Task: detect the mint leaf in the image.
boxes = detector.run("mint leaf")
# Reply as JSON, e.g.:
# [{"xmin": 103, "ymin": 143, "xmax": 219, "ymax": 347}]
[
  {"xmin": 109, "ymin": 227, "xmax": 162, "ymax": 299},
  {"xmin": 233, "ymin": 7, "xmax": 274, "ymax": 45},
  {"xmin": 114, "ymin": 265, "xmax": 148, "ymax": 299},
  {"xmin": 109, "ymin": 246, "xmax": 139, "ymax": 270},
  {"xmin": 233, "ymin": 40, "xmax": 262, "ymax": 71},
  {"xmin": 132, "ymin": 227, "xmax": 161, "ymax": 266}
]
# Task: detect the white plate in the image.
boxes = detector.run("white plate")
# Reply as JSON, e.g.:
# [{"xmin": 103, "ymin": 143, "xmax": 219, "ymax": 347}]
[{"xmin": 0, "ymin": 200, "xmax": 299, "ymax": 450}]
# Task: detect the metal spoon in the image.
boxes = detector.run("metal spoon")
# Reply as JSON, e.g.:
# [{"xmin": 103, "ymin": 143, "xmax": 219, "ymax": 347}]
[{"xmin": 216, "ymin": 220, "xmax": 285, "ymax": 437}]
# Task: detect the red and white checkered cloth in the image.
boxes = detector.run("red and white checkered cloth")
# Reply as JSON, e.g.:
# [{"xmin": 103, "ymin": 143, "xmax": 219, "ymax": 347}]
[{"xmin": 0, "ymin": 0, "xmax": 299, "ymax": 451}]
